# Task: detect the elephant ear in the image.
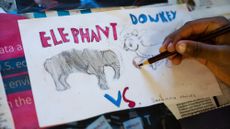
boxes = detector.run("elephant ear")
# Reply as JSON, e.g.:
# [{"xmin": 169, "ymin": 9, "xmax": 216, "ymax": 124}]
[
  {"xmin": 81, "ymin": 49, "xmax": 97, "ymax": 75},
  {"xmin": 86, "ymin": 64, "xmax": 96, "ymax": 75},
  {"xmin": 103, "ymin": 50, "xmax": 116, "ymax": 61}
]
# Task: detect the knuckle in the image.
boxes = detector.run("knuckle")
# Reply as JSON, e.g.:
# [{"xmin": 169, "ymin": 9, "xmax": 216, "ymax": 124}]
[
  {"xmin": 216, "ymin": 46, "xmax": 229, "ymax": 60},
  {"xmin": 194, "ymin": 42, "xmax": 202, "ymax": 58},
  {"xmin": 183, "ymin": 21, "xmax": 193, "ymax": 27},
  {"xmin": 215, "ymin": 16, "xmax": 228, "ymax": 23},
  {"xmin": 189, "ymin": 41, "xmax": 202, "ymax": 58},
  {"xmin": 163, "ymin": 35, "xmax": 174, "ymax": 44},
  {"xmin": 211, "ymin": 16, "xmax": 229, "ymax": 27}
]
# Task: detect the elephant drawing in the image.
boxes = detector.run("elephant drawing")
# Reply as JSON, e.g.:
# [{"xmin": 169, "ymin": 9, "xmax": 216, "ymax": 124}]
[{"xmin": 44, "ymin": 48, "xmax": 120, "ymax": 91}]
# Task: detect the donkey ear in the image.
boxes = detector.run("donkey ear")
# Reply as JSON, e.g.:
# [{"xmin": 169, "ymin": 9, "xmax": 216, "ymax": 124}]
[{"xmin": 131, "ymin": 29, "xmax": 138, "ymax": 36}]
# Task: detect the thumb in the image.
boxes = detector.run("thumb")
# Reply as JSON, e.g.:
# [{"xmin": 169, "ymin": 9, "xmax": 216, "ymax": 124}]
[{"xmin": 176, "ymin": 40, "xmax": 221, "ymax": 62}]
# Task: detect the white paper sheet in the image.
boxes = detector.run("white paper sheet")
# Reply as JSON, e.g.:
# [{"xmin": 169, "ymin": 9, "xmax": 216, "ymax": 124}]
[{"xmin": 18, "ymin": 4, "xmax": 222, "ymax": 127}]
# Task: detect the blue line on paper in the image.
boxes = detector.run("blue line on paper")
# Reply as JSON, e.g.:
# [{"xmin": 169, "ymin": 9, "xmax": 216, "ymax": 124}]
[{"xmin": 104, "ymin": 91, "xmax": 122, "ymax": 108}]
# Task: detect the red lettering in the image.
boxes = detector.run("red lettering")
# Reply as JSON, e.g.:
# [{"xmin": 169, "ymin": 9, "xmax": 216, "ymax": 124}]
[
  {"xmin": 91, "ymin": 30, "xmax": 100, "ymax": 42},
  {"xmin": 58, "ymin": 28, "xmax": 70, "ymax": 43},
  {"xmin": 122, "ymin": 87, "xmax": 136, "ymax": 108},
  {"xmin": 71, "ymin": 28, "xmax": 79, "ymax": 44},
  {"xmin": 96, "ymin": 25, "xmax": 109, "ymax": 39},
  {"xmin": 39, "ymin": 22, "xmax": 118, "ymax": 47},
  {"xmin": 110, "ymin": 23, "xmax": 118, "ymax": 40},
  {"xmin": 50, "ymin": 29, "xmax": 62, "ymax": 45},
  {"xmin": 39, "ymin": 31, "xmax": 51, "ymax": 48},
  {"xmin": 79, "ymin": 28, "xmax": 90, "ymax": 43}
]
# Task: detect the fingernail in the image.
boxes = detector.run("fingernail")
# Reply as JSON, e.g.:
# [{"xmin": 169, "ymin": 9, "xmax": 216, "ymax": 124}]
[
  {"xmin": 177, "ymin": 43, "xmax": 186, "ymax": 54},
  {"xmin": 159, "ymin": 46, "xmax": 167, "ymax": 53},
  {"xmin": 168, "ymin": 43, "xmax": 175, "ymax": 52}
]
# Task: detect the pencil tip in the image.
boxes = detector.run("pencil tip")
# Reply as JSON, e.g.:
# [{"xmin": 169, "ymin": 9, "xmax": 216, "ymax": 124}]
[
  {"xmin": 133, "ymin": 60, "xmax": 142, "ymax": 69},
  {"xmin": 138, "ymin": 63, "xmax": 143, "ymax": 67}
]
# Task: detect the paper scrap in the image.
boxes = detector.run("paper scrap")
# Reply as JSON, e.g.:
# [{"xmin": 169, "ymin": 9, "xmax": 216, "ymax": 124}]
[{"xmin": 0, "ymin": 74, "xmax": 15, "ymax": 129}]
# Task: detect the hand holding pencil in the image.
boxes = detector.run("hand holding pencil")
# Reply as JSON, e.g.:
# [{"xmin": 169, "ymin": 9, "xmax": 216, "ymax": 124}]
[{"xmin": 159, "ymin": 16, "xmax": 230, "ymax": 86}]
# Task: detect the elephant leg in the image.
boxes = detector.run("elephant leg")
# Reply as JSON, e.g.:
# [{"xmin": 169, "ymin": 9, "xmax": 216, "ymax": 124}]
[
  {"xmin": 111, "ymin": 64, "xmax": 120, "ymax": 79},
  {"xmin": 59, "ymin": 74, "xmax": 70, "ymax": 89},
  {"xmin": 51, "ymin": 73, "xmax": 67, "ymax": 91},
  {"xmin": 96, "ymin": 69, "xmax": 109, "ymax": 90}
]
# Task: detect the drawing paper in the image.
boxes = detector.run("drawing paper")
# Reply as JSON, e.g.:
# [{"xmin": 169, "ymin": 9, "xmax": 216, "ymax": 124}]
[{"xmin": 18, "ymin": 4, "xmax": 222, "ymax": 127}]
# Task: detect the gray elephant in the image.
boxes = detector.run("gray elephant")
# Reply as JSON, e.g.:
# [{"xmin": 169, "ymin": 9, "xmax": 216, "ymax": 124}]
[{"xmin": 44, "ymin": 48, "xmax": 120, "ymax": 91}]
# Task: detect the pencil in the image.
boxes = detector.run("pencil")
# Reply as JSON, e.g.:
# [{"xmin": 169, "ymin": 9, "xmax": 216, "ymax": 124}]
[
  {"xmin": 138, "ymin": 51, "xmax": 177, "ymax": 66},
  {"xmin": 138, "ymin": 23, "xmax": 230, "ymax": 67}
]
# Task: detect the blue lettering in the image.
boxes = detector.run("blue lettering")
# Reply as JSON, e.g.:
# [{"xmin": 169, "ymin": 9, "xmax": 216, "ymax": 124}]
[
  {"xmin": 159, "ymin": 11, "xmax": 168, "ymax": 22},
  {"xmin": 129, "ymin": 10, "xmax": 176, "ymax": 25},
  {"xmin": 138, "ymin": 14, "xmax": 147, "ymax": 24},
  {"xmin": 166, "ymin": 11, "xmax": 172, "ymax": 21},
  {"xmin": 104, "ymin": 91, "xmax": 122, "ymax": 108},
  {"xmin": 130, "ymin": 14, "xmax": 138, "ymax": 25},
  {"xmin": 148, "ymin": 14, "xmax": 159, "ymax": 22},
  {"xmin": 171, "ymin": 10, "xmax": 176, "ymax": 20}
]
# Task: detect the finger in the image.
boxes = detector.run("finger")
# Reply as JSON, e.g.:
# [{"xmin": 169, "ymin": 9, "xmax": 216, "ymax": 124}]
[
  {"xmin": 165, "ymin": 17, "xmax": 230, "ymax": 48},
  {"xmin": 176, "ymin": 40, "xmax": 228, "ymax": 63},
  {"xmin": 159, "ymin": 45, "xmax": 167, "ymax": 53},
  {"xmin": 171, "ymin": 54, "xmax": 182, "ymax": 65},
  {"xmin": 168, "ymin": 54, "xmax": 177, "ymax": 60},
  {"xmin": 178, "ymin": 17, "xmax": 229, "ymax": 39},
  {"xmin": 167, "ymin": 42, "xmax": 176, "ymax": 52},
  {"xmin": 163, "ymin": 33, "xmax": 174, "ymax": 46},
  {"xmin": 196, "ymin": 58, "xmax": 208, "ymax": 65},
  {"xmin": 160, "ymin": 39, "xmax": 172, "ymax": 53},
  {"xmin": 161, "ymin": 17, "xmax": 229, "ymax": 59},
  {"xmin": 160, "ymin": 33, "xmax": 174, "ymax": 53}
]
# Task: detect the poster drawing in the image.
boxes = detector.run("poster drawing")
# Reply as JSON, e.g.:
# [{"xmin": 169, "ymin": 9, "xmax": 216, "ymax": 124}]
[
  {"xmin": 44, "ymin": 48, "xmax": 120, "ymax": 91},
  {"xmin": 18, "ymin": 5, "xmax": 222, "ymax": 127}
]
